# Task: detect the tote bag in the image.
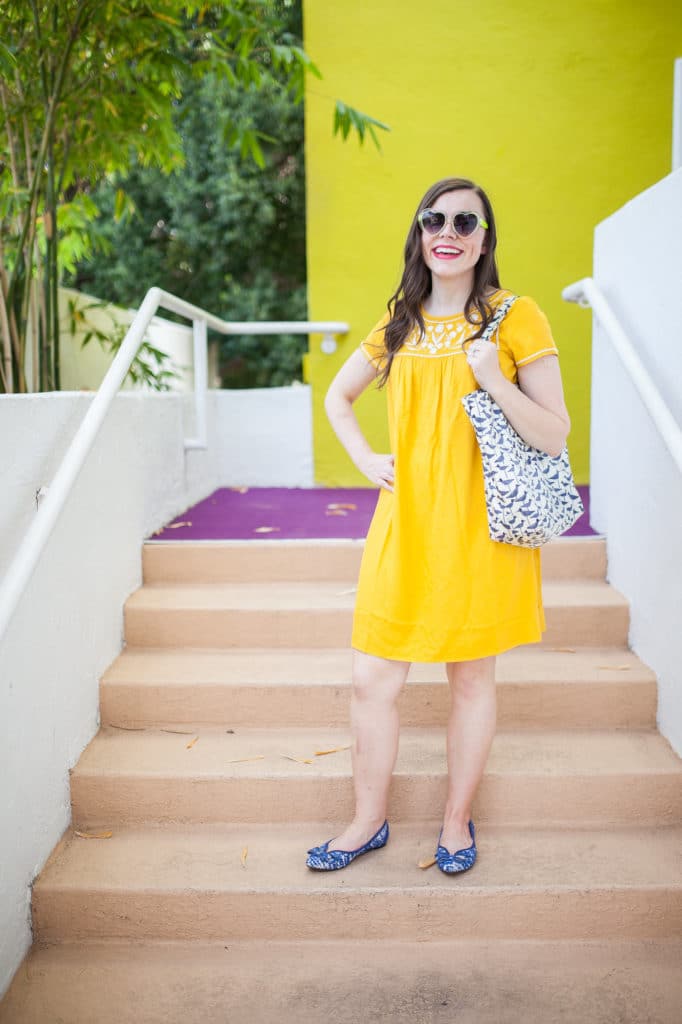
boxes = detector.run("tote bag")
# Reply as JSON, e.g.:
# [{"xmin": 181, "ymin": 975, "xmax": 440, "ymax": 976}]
[{"xmin": 461, "ymin": 296, "xmax": 584, "ymax": 548}]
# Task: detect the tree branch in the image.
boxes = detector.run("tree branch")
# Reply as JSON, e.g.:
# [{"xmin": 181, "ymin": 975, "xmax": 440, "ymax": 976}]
[
  {"xmin": 0, "ymin": 81, "xmax": 22, "ymax": 188},
  {"xmin": 0, "ymin": 265, "xmax": 13, "ymax": 392},
  {"xmin": 0, "ymin": 237, "xmax": 24, "ymax": 390},
  {"xmin": 6, "ymin": 0, "xmax": 94, "ymax": 309}
]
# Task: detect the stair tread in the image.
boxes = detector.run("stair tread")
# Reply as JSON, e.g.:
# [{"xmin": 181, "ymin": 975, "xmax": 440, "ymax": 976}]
[
  {"xmin": 3, "ymin": 938, "xmax": 680, "ymax": 1024},
  {"xmin": 103, "ymin": 646, "xmax": 654, "ymax": 685},
  {"xmin": 125, "ymin": 578, "xmax": 627, "ymax": 610},
  {"xmin": 35, "ymin": 822, "xmax": 682, "ymax": 893},
  {"xmin": 74, "ymin": 726, "xmax": 681, "ymax": 778}
]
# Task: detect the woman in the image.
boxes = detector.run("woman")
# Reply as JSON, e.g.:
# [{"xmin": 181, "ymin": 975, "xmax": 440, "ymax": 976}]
[{"xmin": 306, "ymin": 177, "xmax": 571, "ymax": 874}]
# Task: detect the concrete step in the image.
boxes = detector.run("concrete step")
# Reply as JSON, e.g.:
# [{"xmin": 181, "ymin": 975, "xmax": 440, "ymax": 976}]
[
  {"xmin": 69, "ymin": 727, "xmax": 682, "ymax": 827},
  {"xmin": 4, "ymin": 938, "xmax": 681, "ymax": 1024},
  {"xmin": 142, "ymin": 535, "xmax": 607, "ymax": 584},
  {"xmin": 123, "ymin": 579, "xmax": 629, "ymax": 649},
  {"xmin": 32, "ymin": 823, "xmax": 682, "ymax": 942},
  {"xmin": 101, "ymin": 646, "xmax": 657, "ymax": 730}
]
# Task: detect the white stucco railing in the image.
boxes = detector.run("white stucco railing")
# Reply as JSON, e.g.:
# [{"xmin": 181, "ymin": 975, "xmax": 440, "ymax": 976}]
[
  {"xmin": 0, "ymin": 287, "xmax": 348, "ymax": 640},
  {"xmin": 562, "ymin": 277, "xmax": 682, "ymax": 475}
]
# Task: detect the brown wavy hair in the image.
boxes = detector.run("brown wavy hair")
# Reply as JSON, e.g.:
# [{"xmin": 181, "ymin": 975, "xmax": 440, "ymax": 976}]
[{"xmin": 376, "ymin": 177, "xmax": 501, "ymax": 387}]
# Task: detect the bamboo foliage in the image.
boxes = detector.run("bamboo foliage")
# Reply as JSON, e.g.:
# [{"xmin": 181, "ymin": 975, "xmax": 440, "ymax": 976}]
[
  {"xmin": 1, "ymin": 0, "xmax": 188, "ymax": 393},
  {"xmin": 0, "ymin": 1, "xmax": 389, "ymax": 395}
]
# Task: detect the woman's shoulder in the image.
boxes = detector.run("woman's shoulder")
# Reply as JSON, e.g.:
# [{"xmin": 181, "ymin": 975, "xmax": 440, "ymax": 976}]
[
  {"xmin": 359, "ymin": 310, "xmax": 391, "ymax": 363},
  {"xmin": 363, "ymin": 310, "xmax": 391, "ymax": 345},
  {"xmin": 495, "ymin": 291, "xmax": 559, "ymax": 363},
  {"xmin": 495, "ymin": 291, "xmax": 551, "ymax": 327},
  {"xmin": 491, "ymin": 289, "xmax": 543, "ymax": 311}
]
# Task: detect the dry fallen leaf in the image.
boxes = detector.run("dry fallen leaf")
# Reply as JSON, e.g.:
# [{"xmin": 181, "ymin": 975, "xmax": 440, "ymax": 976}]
[
  {"xmin": 230, "ymin": 487, "xmax": 249, "ymax": 493},
  {"xmin": 326, "ymin": 502, "xmax": 357, "ymax": 511},
  {"xmin": 325, "ymin": 509, "xmax": 348, "ymax": 516},
  {"xmin": 253, "ymin": 526, "xmax": 280, "ymax": 533},
  {"xmin": 418, "ymin": 856, "xmax": 437, "ymax": 870},
  {"xmin": 241, "ymin": 846, "xmax": 248, "ymax": 867},
  {"xmin": 598, "ymin": 665, "xmax": 631, "ymax": 671},
  {"xmin": 186, "ymin": 736, "xmax": 199, "ymax": 749},
  {"xmin": 281, "ymin": 754, "xmax": 314, "ymax": 765},
  {"xmin": 227, "ymin": 755, "xmax": 265, "ymax": 764},
  {"xmin": 549, "ymin": 647, "xmax": 577, "ymax": 653},
  {"xmin": 314, "ymin": 745, "xmax": 351, "ymax": 757},
  {"xmin": 75, "ymin": 830, "xmax": 113, "ymax": 840},
  {"xmin": 167, "ymin": 521, "xmax": 192, "ymax": 529}
]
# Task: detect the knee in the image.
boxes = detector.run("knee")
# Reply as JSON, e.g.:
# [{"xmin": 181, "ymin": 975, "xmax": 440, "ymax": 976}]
[
  {"xmin": 351, "ymin": 659, "xmax": 404, "ymax": 706},
  {"xmin": 447, "ymin": 660, "xmax": 495, "ymax": 702},
  {"xmin": 351, "ymin": 669, "xmax": 385, "ymax": 705}
]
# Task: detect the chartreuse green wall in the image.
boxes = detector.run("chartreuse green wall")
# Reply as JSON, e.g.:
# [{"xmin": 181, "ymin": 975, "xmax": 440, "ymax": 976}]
[{"xmin": 302, "ymin": 0, "xmax": 682, "ymax": 485}]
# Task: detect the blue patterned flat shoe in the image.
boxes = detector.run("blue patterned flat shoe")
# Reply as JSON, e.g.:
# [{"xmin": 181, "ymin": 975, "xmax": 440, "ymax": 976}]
[
  {"xmin": 306, "ymin": 821, "xmax": 389, "ymax": 871},
  {"xmin": 436, "ymin": 819, "xmax": 477, "ymax": 874}
]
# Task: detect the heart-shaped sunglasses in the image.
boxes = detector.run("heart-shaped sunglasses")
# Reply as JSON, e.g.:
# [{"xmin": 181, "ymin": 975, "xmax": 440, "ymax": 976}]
[{"xmin": 417, "ymin": 209, "xmax": 488, "ymax": 238}]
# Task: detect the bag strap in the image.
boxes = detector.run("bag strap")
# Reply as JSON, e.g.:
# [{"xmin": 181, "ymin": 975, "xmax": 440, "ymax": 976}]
[{"xmin": 479, "ymin": 294, "xmax": 518, "ymax": 345}]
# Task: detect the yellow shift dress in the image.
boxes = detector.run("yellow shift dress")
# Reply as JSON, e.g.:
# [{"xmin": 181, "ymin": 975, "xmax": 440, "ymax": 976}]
[{"xmin": 351, "ymin": 290, "xmax": 560, "ymax": 663}]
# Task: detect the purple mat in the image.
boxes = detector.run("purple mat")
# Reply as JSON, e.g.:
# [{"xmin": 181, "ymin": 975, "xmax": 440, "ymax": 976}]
[{"xmin": 150, "ymin": 485, "xmax": 597, "ymax": 541}]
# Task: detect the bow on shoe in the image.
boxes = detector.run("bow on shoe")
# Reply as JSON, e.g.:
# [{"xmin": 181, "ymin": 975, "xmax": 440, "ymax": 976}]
[
  {"xmin": 306, "ymin": 842, "xmax": 327, "ymax": 856},
  {"xmin": 435, "ymin": 820, "xmax": 477, "ymax": 875},
  {"xmin": 306, "ymin": 821, "xmax": 390, "ymax": 871}
]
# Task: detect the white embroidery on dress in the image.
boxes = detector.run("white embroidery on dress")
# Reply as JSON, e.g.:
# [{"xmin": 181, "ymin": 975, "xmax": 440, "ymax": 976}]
[
  {"xmin": 361, "ymin": 295, "xmax": 558, "ymax": 364},
  {"xmin": 399, "ymin": 317, "xmax": 477, "ymax": 357}
]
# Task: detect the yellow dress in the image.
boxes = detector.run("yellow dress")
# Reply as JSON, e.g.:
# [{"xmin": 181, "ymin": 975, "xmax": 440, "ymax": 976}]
[{"xmin": 351, "ymin": 290, "xmax": 560, "ymax": 663}]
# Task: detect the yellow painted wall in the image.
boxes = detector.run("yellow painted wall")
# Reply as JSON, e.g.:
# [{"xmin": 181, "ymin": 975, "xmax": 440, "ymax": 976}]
[{"xmin": 303, "ymin": 0, "xmax": 682, "ymax": 485}]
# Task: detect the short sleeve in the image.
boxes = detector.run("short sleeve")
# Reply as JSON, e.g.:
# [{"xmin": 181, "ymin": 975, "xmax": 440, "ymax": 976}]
[
  {"xmin": 358, "ymin": 313, "xmax": 390, "ymax": 369},
  {"xmin": 497, "ymin": 295, "xmax": 559, "ymax": 374}
]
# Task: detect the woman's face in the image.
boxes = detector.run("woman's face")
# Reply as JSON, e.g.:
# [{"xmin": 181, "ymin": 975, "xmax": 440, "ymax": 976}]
[{"xmin": 419, "ymin": 188, "xmax": 488, "ymax": 286}]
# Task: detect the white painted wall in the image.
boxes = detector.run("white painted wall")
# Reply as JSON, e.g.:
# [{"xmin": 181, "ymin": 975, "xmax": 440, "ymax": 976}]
[
  {"xmin": 591, "ymin": 167, "xmax": 682, "ymax": 756},
  {"xmin": 56, "ymin": 287, "xmax": 210, "ymax": 393},
  {"xmin": 212, "ymin": 383, "xmax": 314, "ymax": 486},
  {"xmin": 0, "ymin": 383, "xmax": 313, "ymax": 997}
]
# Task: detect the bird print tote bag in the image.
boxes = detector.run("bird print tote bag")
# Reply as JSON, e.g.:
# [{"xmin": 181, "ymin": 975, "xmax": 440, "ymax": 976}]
[{"xmin": 461, "ymin": 296, "xmax": 584, "ymax": 548}]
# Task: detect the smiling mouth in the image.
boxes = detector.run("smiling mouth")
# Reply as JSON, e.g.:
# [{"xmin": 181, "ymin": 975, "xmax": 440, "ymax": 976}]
[{"xmin": 433, "ymin": 246, "xmax": 463, "ymax": 259}]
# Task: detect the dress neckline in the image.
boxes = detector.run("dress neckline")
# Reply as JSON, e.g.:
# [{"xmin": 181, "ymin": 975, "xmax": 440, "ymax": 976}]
[{"xmin": 420, "ymin": 289, "xmax": 509, "ymax": 322}]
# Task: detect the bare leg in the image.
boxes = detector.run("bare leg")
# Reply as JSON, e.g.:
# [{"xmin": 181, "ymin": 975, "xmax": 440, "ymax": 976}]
[
  {"xmin": 440, "ymin": 656, "xmax": 497, "ymax": 852},
  {"xmin": 327, "ymin": 649, "xmax": 410, "ymax": 852}
]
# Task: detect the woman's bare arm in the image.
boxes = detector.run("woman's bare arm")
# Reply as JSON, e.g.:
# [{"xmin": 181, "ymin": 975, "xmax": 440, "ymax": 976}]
[
  {"xmin": 470, "ymin": 348, "xmax": 571, "ymax": 456},
  {"xmin": 324, "ymin": 349, "xmax": 396, "ymax": 491}
]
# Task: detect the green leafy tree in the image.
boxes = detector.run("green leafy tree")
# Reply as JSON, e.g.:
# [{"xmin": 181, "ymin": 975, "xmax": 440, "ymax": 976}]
[
  {"xmin": 0, "ymin": 0, "xmax": 388, "ymax": 394},
  {"xmin": 70, "ymin": 63, "xmax": 309, "ymax": 386}
]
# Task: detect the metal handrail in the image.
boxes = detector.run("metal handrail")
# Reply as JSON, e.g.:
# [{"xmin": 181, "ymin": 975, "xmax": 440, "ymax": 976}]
[
  {"xmin": 563, "ymin": 277, "xmax": 682, "ymax": 475},
  {"xmin": 0, "ymin": 286, "xmax": 349, "ymax": 639}
]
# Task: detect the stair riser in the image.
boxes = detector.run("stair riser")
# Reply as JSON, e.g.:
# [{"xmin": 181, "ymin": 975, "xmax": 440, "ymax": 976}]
[
  {"xmin": 123, "ymin": 606, "xmax": 630, "ymax": 649},
  {"xmin": 4, "ymin": 940, "xmax": 682, "ymax": 1024},
  {"xmin": 142, "ymin": 539, "xmax": 607, "ymax": 584},
  {"xmin": 71, "ymin": 774, "xmax": 682, "ymax": 827},
  {"xmin": 33, "ymin": 888, "xmax": 682, "ymax": 942},
  {"xmin": 100, "ymin": 681, "xmax": 657, "ymax": 730}
]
